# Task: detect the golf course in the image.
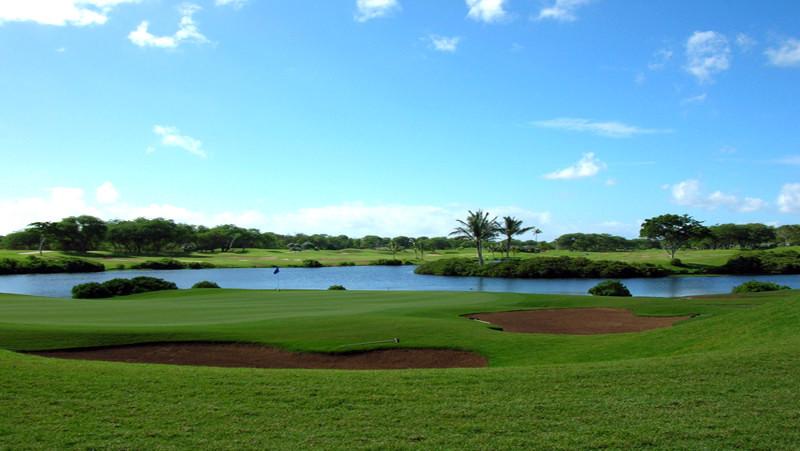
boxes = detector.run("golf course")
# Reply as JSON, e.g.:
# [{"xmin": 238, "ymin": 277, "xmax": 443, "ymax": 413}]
[{"xmin": 1, "ymin": 287, "xmax": 799, "ymax": 448}]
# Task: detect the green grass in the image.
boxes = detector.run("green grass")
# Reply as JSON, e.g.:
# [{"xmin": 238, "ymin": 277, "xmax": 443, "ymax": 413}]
[
  {"xmin": 1, "ymin": 288, "xmax": 799, "ymax": 448},
  {"xmin": 4, "ymin": 246, "xmax": 799, "ymax": 271}
]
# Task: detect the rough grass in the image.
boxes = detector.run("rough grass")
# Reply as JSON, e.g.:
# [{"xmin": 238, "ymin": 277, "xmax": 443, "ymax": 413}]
[{"xmin": 0, "ymin": 288, "xmax": 799, "ymax": 448}]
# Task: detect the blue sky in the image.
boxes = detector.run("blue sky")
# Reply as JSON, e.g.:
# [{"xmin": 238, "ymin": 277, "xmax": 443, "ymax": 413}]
[{"xmin": 1, "ymin": 0, "xmax": 800, "ymax": 239}]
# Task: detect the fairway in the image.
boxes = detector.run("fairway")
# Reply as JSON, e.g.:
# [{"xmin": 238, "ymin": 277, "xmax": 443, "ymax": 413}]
[{"xmin": 1, "ymin": 288, "xmax": 799, "ymax": 449}]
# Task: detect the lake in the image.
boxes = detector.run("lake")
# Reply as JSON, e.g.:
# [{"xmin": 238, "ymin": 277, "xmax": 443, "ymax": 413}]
[{"xmin": 0, "ymin": 266, "xmax": 797, "ymax": 298}]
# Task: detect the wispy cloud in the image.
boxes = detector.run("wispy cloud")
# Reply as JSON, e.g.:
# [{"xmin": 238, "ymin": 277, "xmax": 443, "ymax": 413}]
[
  {"xmin": 765, "ymin": 38, "xmax": 800, "ymax": 67},
  {"xmin": 775, "ymin": 155, "xmax": 800, "ymax": 166},
  {"xmin": 735, "ymin": 33, "xmax": 756, "ymax": 52},
  {"xmin": 778, "ymin": 183, "xmax": 800, "ymax": 213},
  {"xmin": 685, "ymin": 31, "xmax": 731, "ymax": 83},
  {"xmin": 354, "ymin": 0, "xmax": 400, "ymax": 22},
  {"xmin": 544, "ymin": 153, "xmax": 606, "ymax": 180},
  {"xmin": 428, "ymin": 35, "xmax": 460, "ymax": 53},
  {"xmin": 152, "ymin": 125, "xmax": 206, "ymax": 158},
  {"xmin": 669, "ymin": 179, "xmax": 766, "ymax": 212},
  {"xmin": 537, "ymin": 0, "xmax": 593, "ymax": 22},
  {"xmin": 648, "ymin": 48, "xmax": 673, "ymax": 71},
  {"xmin": 532, "ymin": 117, "xmax": 669, "ymax": 138},
  {"xmin": 466, "ymin": 0, "xmax": 507, "ymax": 23},
  {"xmin": 215, "ymin": 0, "xmax": 247, "ymax": 8},
  {"xmin": 680, "ymin": 93, "xmax": 707, "ymax": 105},
  {"xmin": 0, "ymin": 0, "xmax": 139, "ymax": 27},
  {"xmin": 128, "ymin": 3, "xmax": 208, "ymax": 49}
]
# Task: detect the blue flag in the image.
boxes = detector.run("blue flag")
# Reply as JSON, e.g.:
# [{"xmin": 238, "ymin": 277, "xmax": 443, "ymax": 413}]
[{"xmin": 273, "ymin": 266, "xmax": 280, "ymax": 275}]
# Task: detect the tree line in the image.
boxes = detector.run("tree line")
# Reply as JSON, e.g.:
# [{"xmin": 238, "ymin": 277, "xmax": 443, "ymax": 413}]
[
  {"xmin": 0, "ymin": 216, "xmax": 495, "ymax": 254},
  {"xmin": 1, "ymin": 213, "xmax": 798, "ymax": 257}
]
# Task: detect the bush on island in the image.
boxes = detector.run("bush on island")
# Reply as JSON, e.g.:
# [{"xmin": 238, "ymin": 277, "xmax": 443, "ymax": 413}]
[
  {"xmin": 328, "ymin": 285, "xmax": 347, "ymax": 290},
  {"xmin": 415, "ymin": 257, "xmax": 670, "ymax": 279},
  {"xmin": 731, "ymin": 281, "xmax": 791, "ymax": 294},
  {"xmin": 72, "ymin": 276, "xmax": 178, "ymax": 299},
  {"xmin": 588, "ymin": 280, "xmax": 632, "ymax": 297},
  {"xmin": 192, "ymin": 281, "xmax": 221, "ymax": 289}
]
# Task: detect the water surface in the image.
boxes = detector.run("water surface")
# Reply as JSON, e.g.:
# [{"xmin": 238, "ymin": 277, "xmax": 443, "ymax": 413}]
[{"xmin": 0, "ymin": 266, "xmax": 797, "ymax": 298}]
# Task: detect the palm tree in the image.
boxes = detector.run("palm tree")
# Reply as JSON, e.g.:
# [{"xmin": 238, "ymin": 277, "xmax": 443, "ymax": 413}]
[
  {"xmin": 450, "ymin": 210, "xmax": 499, "ymax": 266},
  {"xmin": 499, "ymin": 216, "xmax": 535, "ymax": 258},
  {"xmin": 388, "ymin": 239, "xmax": 401, "ymax": 260}
]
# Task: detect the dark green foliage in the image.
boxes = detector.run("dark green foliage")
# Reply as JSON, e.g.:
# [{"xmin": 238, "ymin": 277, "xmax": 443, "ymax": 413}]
[
  {"xmin": 415, "ymin": 257, "xmax": 671, "ymax": 279},
  {"xmin": 131, "ymin": 259, "xmax": 214, "ymax": 270},
  {"xmin": 192, "ymin": 281, "xmax": 221, "ymax": 289},
  {"xmin": 370, "ymin": 259, "xmax": 403, "ymax": 266},
  {"xmin": 718, "ymin": 251, "xmax": 800, "ymax": 275},
  {"xmin": 0, "ymin": 257, "xmax": 105, "ymax": 275},
  {"xmin": 338, "ymin": 261, "xmax": 356, "ymax": 266},
  {"xmin": 588, "ymin": 280, "xmax": 633, "ymax": 297},
  {"xmin": 301, "ymin": 259, "xmax": 323, "ymax": 268},
  {"xmin": 732, "ymin": 281, "xmax": 791, "ymax": 294},
  {"xmin": 670, "ymin": 258, "xmax": 685, "ymax": 267},
  {"xmin": 555, "ymin": 233, "xmax": 659, "ymax": 252},
  {"xmin": 70, "ymin": 282, "xmax": 112, "ymax": 299},
  {"xmin": 327, "ymin": 285, "xmax": 347, "ymax": 290},
  {"xmin": 71, "ymin": 277, "xmax": 178, "ymax": 299},
  {"xmin": 640, "ymin": 214, "xmax": 708, "ymax": 259}
]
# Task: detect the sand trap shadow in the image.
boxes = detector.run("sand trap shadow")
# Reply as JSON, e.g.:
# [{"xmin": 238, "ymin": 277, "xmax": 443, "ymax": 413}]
[
  {"xmin": 26, "ymin": 342, "xmax": 487, "ymax": 370},
  {"xmin": 466, "ymin": 308, "xmax": 692, "ymax": 335}
]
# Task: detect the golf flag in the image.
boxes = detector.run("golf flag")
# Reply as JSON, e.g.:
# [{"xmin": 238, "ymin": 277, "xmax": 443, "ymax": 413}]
[{"xmin": 273, "ymin": 266, "xmax": 280, "ymax": 274}]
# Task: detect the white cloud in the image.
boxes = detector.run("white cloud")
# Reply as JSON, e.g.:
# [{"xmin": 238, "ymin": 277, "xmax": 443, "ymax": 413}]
[
  {"xmin": 532, "ymin": 117, "xmax": 668, "ymax": 138},
  {"xmin": 152, "ymin": 125, "xmax": 207, "ymax": 158},
  {"xmin": 669, "ymin": 179, "xmax": 766, "ymax": 212},
  {"xmin": 466, "ymin": 0, "xmax": 507, "ymax": 23},
  {"xmin": 128, "ymin": 3, "xmax": 208, "ymax": 49},
  {"xmin": 776, "ymin": 155, "xmax": 800, "ymax": 166},
  {"xmin": 778, "ymin": 184, "xmax": 800, "ymax": 213},
  {"xmin": 428, "ymin": 35, "xmax": 460, "ymax": 53},
  {"xmin": 544, "ymin": 153, "xmax": 605, "ymax": 180},
  {"xmin": 354, "ymin": 0, "xmax": 399, "ymax": 22},
  {"xmin": 605, "ymin": 178, "xmax": 617, "ymax": 186},
  {"xmin": 95, "ymin": 181, "xmax": 119, "ymax": 204},
  {"xmin": 537, "ymin": 0, "xmax": 592, "ymax": 22},
  {"xmin": 680, "ymin": 93, "xmax": 707, "ymax": 105},
  {"xmin": 0, "ymin": 0, "xmax": 138, "ymax": 27},
  {"xmin": 765, "ymin": 38, "xmax": 800, "ymax": 67},
  {"xmin": 215, "ymin": 0, "xmax": 247, "ymax": 8},
  {"xmin": 0, "ymin": 185, "xmax": 552, "ymax": 238},
  {"xmin": 685, "ymin": 31, "xmax": 731, "ymax": 83}
]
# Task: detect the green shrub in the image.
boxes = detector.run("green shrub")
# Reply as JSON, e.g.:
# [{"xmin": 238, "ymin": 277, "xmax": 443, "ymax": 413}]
[
  {"xmin": 72, "ymin": 277, "xmax": 178, "ymax": 299},
  {"xmin": 0, "ymin": 256, "xmax": 105, "ymax": 275},
  {"xmin": 718, "ymin": 251, "xmax": 800, "ymax": 275},
  {"xmin": 130, "ymin": 259, "xmax": 215, "ymax": 270},
  {"xmin": 588, "ymin": 280, "xmax": 632, "ymax": 297},
  {"xmin": 670, "ymin": 258, "xmax": 684, "ymax": 267},
  {"xmin": 415, "ymin": 257, "xmax": 670, "ymax": 279},
  {"xmin": 328, "ymin": 284, "xmax": 347, "ymax": 290},
  {"xmin": 192, "ymin": 281, "xmax": 221, "ymax": 289},
  {"xmin": 301, "ymin": 259, "xmax": 323, "ymax": 268},
  {"xmin": 71, "ymin": 282, "xmax": 112, "ymax": 299},
  {"xmin": 338, "ymin": 261, "xmax": 356, "ymax": 266},
  {"xmin": 732, "ymin": 281, "xmax": 791, "ymax": 294},
  {"xmin": 370, "ymin": 259, "xmax": 404, "ymax": 266}
]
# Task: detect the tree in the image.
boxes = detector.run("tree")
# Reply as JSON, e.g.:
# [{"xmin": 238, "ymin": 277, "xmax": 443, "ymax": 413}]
[
  {"xmin": 499, "ymin": 216, "xmax": 535, "ymax": 258},
  {"xmin": 450, "ymin": 210, "xmax": 499, "ymax": 266},
  {"xmin": 640, "ymin": 214, "xmax": 707, "ymax": 259},
  {"xmin": 27, "ymin": 222, "xmax": 58, "ymax": 255},
  {"xmin": 387, "ymin": 239, "xmax": 401, "ymax": 259}
]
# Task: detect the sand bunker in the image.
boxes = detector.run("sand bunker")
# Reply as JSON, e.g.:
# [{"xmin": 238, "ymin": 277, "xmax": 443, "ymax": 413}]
[
  {"xmin": 27, "ymin": 342, "xmax": 487, "ymax": 370},
  {"xmin": 467, "ymin": 308, "xmax": 691, "ymax": 335}
]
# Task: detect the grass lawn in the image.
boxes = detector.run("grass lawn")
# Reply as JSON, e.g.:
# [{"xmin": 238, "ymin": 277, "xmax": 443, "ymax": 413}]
[
  {"xmin": 1, "ymin": 288, "xmax": 799, "ymax": 448},
  {"xmin": 3, "ymin": 246, "xmax": 798, "ymax": 271}
]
